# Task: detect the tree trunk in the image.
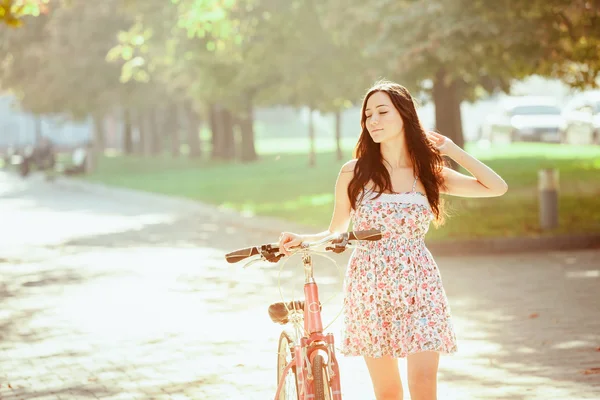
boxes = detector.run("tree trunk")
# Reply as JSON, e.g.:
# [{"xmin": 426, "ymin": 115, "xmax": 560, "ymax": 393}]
[
  {"xmin": 432, "ymin": 68, "xmax": 464, "ymax": 169},
  {"xmin": 221, "ymin": 108, "xmax": 235, "ymax": 160},
  {"xmin": 210, "ymin": 104, "xmax": 235, "ymax": 160},
  {"xmin": 239, "ymin": 94, "xmax": 257, "ymax": 163},
  {"xmin": 135, "ymin": 109, "xmax": 148, "ymax": 156},
  {"xmin": 129, "ymin": 109, "xmax": 143, "ymax": 155},
  {"xmin": 123, "ymin": 108, "xmax": 133, "ymax": 154},
  {"xmin": 92, "ymin": 113, "xmax": 105, "ymax": 155},
  {"xmin": 168, "ymin": 104, "xmax": 180, "ymax": 158},
  {"xmin": 183, "ymin": 101, "xmax": 202, "ymax": 159},
  {"xmin": 308, "ymin": 107, "xmax": 316, "ymax": 167},
  {"xmin": 335, "ymin": 110, "xmax": 343, "ymax": 161},
  {"xmin": 209, "ymin": 103, "xmax": 222, "ymax": 159},
  {"xmin": 148, "ymin": 108, "xmax": 161, "ymax": 155}
]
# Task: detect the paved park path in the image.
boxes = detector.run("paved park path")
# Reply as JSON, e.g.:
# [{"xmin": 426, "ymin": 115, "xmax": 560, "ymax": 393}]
[{"xmin": 0, "ymin": 171, "xmax": 598, "ymax": 399}]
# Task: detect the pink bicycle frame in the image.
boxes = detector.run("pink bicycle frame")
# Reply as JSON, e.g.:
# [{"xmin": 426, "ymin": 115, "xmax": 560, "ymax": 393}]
[{"xmin": 274, "ymin": 253, "xmax": 343, "ymax": 400}]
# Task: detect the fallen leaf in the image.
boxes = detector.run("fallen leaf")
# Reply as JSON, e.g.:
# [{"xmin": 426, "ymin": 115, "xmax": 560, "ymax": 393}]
[
  {"xmin": 596, "ymin": 347, "xmax": 600, "ymax": 352},
  {"xmin": 528, "ymin": 313, "xmax": 539, "ymax": 319},
  {"xmin": 581, "ymin": 368, "xmax": 600, "ymax": 375},
  {"xmin": 8, "ymin": 383, "xmax": 12, "ymax": 389}
]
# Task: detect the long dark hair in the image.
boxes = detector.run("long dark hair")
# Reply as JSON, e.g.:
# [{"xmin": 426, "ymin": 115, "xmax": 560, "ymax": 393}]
[{"xmin": 347, "ymin": 80, "xmax": 447, "ymax": 224}]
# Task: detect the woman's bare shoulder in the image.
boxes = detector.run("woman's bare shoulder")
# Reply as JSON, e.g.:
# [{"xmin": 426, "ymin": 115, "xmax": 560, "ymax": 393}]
[{"xmin": 340, "ymin": 159, "xmax": 358, "ymax": 174}]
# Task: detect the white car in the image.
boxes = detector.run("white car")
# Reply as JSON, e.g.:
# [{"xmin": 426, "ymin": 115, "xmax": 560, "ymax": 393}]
[
  {"xmin": 561, "ymin": 91, "xmax": 600, "ymax": 145},
  {"xmin": 480, "ymin": 97, "xmax": 563, "ymax": 144}
]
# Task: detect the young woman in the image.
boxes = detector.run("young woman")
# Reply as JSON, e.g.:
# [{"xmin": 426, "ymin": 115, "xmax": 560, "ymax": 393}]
[{"xmin": 278, "ymin": 80, "xmax": 507, "ymax": 400}]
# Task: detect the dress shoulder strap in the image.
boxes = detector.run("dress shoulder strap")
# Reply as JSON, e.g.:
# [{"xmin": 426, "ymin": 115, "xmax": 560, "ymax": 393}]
[{"xmin": 411, "ymin": 176, "xmax": 418, "ymax": 192}]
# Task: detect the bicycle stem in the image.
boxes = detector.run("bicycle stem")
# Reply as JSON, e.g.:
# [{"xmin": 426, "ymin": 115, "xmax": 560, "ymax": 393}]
[{"xmin": 302, "ymin": 253, "xmax": 315, "ymax": 284}]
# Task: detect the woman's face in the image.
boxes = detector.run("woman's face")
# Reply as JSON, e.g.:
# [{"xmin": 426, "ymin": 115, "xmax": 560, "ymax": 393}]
[{"xmin": 364, "ymin": 91, "xmax": 404, "ymax": 144}]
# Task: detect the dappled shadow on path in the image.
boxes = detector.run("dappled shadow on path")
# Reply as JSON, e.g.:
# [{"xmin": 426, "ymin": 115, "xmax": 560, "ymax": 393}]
[{"xmin": 436, "ymin": 250, "xmax": 600, "ymax": 398}]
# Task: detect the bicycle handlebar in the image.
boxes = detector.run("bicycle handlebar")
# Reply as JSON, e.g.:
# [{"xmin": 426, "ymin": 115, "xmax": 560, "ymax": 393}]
[{"xmin": 224, "ymin": 228, "xmax": 382, "ymax": 264}]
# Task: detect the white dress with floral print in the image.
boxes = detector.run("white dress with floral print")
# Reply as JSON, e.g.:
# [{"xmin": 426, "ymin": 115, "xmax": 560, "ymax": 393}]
[{"xmin": 341, "ymin": 179, "xmax": 458, "ymax": 358}]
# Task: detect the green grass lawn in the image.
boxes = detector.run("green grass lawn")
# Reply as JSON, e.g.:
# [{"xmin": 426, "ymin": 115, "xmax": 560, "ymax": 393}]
[{"xmin": 83, "ymin": 141, "xmax": 600, "ymax": 242}]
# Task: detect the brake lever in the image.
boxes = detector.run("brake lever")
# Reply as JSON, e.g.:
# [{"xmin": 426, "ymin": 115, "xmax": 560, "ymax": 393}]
[
  {"xmin": 260, "ymin": 244, "xmax": 284, "ymax": 263},
  {"xmin": 325, "ymin": 244, "xmax": 347, "ymax": 254},
  {"xmin": 242, "ymin": 257, "xmax": 264, "ymax": 269}
]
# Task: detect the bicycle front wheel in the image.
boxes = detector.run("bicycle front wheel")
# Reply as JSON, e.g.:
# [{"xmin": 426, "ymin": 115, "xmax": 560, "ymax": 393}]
[
  {"xmin": 312, "ymin": 354, "xmax": 332, "ymax": 400},
  {"xmin": 277, "ymin": 331, "xmax": 299, "ymax": 400}
]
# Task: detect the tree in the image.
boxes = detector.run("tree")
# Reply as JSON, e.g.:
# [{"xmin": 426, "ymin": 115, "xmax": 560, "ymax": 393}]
[
  {"xmin": 1, "ymin": 0, "xmax": 191, "ymax": 158},
  {"xmin": 247, "ymin": 0, "xmax": 371, "ymax": 165},
  {"xmin": 1, "ymin": 1, "xmax": 132, "ymax": 120},
  {"xmin": 5, "ymin": 0, "xmax": 599, "ymax": 165},
  {"xmin": 323, "ymin": 0, "xmax": 600, "ymax": 153}
]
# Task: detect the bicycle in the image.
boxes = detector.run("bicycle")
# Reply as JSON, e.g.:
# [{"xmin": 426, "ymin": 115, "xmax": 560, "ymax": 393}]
[{"xmin": 225, "ymin": 229, "xmax": 382, "ymax": 400}]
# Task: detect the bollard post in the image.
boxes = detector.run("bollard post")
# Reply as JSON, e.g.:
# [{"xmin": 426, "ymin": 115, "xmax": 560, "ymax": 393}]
[{"xmin": 538, "ymin": 168, "xmax": 559, "ymax": 230}]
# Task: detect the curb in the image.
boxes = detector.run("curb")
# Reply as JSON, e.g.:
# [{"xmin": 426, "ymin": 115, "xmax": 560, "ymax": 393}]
[
  {"xmin": 51, "ymin": 175, "xmax": 309, "ymax": 236},
  {"xmin": 425, "ymin": 233, "xmax": 600, "ymax": 257},
  {"xmin": 53, "ymin": 176, "xmax": 600, "ymax": 256}
]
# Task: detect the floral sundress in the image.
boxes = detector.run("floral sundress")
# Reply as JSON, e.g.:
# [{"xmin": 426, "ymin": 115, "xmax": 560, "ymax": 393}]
[{"xmin": 341, "ymin": 178, "xmax": 458, "ymax": 358}]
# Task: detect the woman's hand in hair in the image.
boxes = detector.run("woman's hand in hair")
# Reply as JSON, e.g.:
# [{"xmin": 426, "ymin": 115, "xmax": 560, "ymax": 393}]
[{"xmin": 426, "ymin": 131, "xmax": 453, "ymax": 154}]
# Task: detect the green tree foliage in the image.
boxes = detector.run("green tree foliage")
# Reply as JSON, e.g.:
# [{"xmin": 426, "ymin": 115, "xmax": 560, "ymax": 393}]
[
  {"xmin": 0, "ymin": 0, "xmax": 49, "ymax": 27},
  {"xmin": 323, "ymin": 0, "xmax": 600, "ymax": 149},
  {"xmin": 1, "ymin": 0, "xmax": 599, "ymax": 164}
]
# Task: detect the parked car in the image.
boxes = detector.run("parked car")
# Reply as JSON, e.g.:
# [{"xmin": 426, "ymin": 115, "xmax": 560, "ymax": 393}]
[
  {"xmin": 560, "ymin": 90, "xmax": 600, "ymax": 145},
  {"xmin": 479, "ymin": 96, "xmax": 564, "ymax": 144}
]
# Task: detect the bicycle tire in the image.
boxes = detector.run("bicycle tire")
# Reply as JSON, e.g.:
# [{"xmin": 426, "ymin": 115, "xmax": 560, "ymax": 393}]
[
  {"xmin": 312, "ymin": 354, "xmax": 332, "ymax": 400},
  {"xmin": 277, "ymin": 331, "xmax": 299, "ymax": 400}
]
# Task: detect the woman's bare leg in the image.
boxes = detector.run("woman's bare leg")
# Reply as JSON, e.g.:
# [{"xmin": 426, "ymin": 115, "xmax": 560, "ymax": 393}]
[
  {"xmin": 364, "ymin": 355, "xmax": 403, "ymax": 400},
  {"xmin": 407, "ymin": 351, "xmax": 439, "ymax": 400}
]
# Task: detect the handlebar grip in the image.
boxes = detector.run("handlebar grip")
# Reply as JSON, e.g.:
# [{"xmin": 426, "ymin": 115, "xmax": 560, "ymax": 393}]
[
  {"xmin": 225, "ymin": 247, "xmax": 260, "ymax": 263},
  {"xmin": 348, "ymin": 229, "xmax": 382, "ymax": 241}
]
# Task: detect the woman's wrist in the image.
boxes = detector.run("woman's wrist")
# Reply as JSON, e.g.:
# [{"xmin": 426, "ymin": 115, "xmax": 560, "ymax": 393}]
[
  {"xmin": 440, "ymin": 141, "xmax": 462, "ymax": 159},
  {"xmin": 301, "ymin": 231, "xmax": 332, "ymax": 243}
]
